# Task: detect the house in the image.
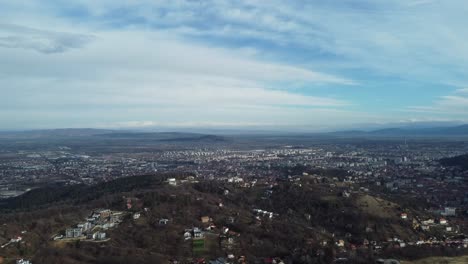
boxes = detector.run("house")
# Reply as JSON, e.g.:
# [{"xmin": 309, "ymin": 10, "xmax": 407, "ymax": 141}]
[
  {"xmin": 133, "ymin": 213, "xmax": 141, "ymax": 220},
  {"xmin": 201, "ymin": 216, "xmax": 210, "ymax": 224},
  {"xmin": 193, "ymin": 227, "xmax": 204, "ymax": 239},
  {"xmin": 66, "ymin": 228, "xmax": 74, "ymax": 238},
  {"xmin": 95, "ymin": 232, "xmax": 106, "ymax": 241},
  {"xmin": 73, "ymin": 228, "xmax": 83, "ymax": 237},
  {"xmin": 97, "ymin": 209, "xmax": 111, "ymax": 220},
  {"xmin": 87, "ymin": 231, "xmax": 106, "ymax": 241},
  {"xmin": 159, "ymin": 219, "xmax": 169, "ymax": 225},
  {"xmin": 10, "ymin": 236, "xmax": 22, "ymax": 243},
  {"xmin": 442, "ymin": 207, "xmax": 456, "ymax": 216},
  {"xmin": 16, "ymin": 259, "xmax": 32, "ymax": 264},
  {"xmin": 227, "ymin": 177, "xmax": 243, "ymax": 183},
  {"xmin": 66, "ymin": 228, "xmax": 82, "ymax": 238},
  {"xmin": 167, "ymin": 178, "xmax": 177, "ymax": 186},
  {"xmin": 87, "ymin": 216, "xmax": 98, "ymax": 223},
  {"xmin": 336, "ymin": 240, "xmax": 345, "ymax": 247},
  {"xmin": 184, "ymin": 231, "xmax": 192, "ymax": 240},
  {"xmin": 77, "ymin": 222, "xmax": 92, "ymax": 232},
  {"xmin": 253, "ymin": 209, "xmax": 275, "ymax": 219},
  {"xmin": 439, "ymin": 218, "xmax": 447, "ymax": 225},
  {"xmin": 421, "ymin": 219, "xmax": 434, "ymax": 225},
  {"xmin": 400, "ymin": 213, "xmax": 407, "ymax": 219}
]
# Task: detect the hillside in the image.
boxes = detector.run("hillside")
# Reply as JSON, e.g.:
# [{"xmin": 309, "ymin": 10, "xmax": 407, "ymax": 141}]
[
  {"xmin": 0, "ymin": 174, "xmax": 175, "ymax": 212},
  {"xmin": 0, "ymin": 129, "xmax": 226, "ymax": 142},
  {"xmin": 440, "ymin": 154, "xmax": 468, "ymax": 170},
  {"xmin": 1, "ymin": 174, "xmax": 464, "ymax": 263}
]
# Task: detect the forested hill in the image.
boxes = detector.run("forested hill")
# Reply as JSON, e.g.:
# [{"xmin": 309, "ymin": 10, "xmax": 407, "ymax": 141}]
[
  {"xmin": 0, "ymin": 173, "xmax": 187, "ymax": 212},
  {"xmin": 440, "ymin": 154, "xmax": 468, "ymax": 170}
]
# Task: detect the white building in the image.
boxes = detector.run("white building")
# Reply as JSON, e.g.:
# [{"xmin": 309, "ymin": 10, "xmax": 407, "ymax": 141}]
[
  {"xmin": 442, "ymin": 207, "xmax": 456, "ymax": 216},
  {"xmin": 17, "ymin": 259, "xmax": 32, "ymax": 264},
  {"xmin": 167, "ymin": 178, "xmax": 177, "ymax": 186},
  {"xmin": 133, "ymin": 213, "xmax": 141, "ymax": 220}
]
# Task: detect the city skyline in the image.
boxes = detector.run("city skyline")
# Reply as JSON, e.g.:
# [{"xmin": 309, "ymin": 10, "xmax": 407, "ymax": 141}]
[{"xmin": 2, "ymin": 0, "xmax": 468, "ymax": 130}]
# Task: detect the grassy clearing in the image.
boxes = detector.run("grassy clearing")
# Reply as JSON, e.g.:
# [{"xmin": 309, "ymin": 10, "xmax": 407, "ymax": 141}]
[
  {"xmin": 192, "ymin": 238, "xmax": 205, "ymax": 254},
  {"xmin": 357, "ymin": 194, "xmax": 398, "ymax": 219}
]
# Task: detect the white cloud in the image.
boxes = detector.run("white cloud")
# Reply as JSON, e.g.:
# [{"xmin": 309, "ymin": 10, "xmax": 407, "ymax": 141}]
[
  {"xmin": 407, "ymin": 89, "xmax": 468, "ymax": 116},
  {"xmin": 2, "ymin": 0, "xmax": 468, "ymax": 129},
  {"xmin": 0, "ymin": 24, "xmax": 354, "ymax": 129},
  {"xmin": 438, "ymin": 95, "xmax": 468, "ymax": 108},
  {"xmin": 0, "ymin": 23, "xmax": 93, "ymax": 53},
  {"xmin": 455, "ymin": 88, "xmax": 468, "ymax": 94}
]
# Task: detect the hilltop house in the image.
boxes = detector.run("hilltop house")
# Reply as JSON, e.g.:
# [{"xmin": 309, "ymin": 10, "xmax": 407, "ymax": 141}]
[
  {"xmin": 16, "ymin": 259, "xmax": 32, "ymax": 264},
  {"xmin": 159, "ymin": 218, "xmax": 169, "ymax": 225},
  {"xmin": 167, "ymin": 178, "xmax": 177, "ymax": 186},
  {"xmin": 184, "ymin": 230, "xmax": 192, "ymax": 240},
  {"xmin": 193, "ymin": 227, "xmax": 204, "ymax": 239},
  {"xmin": 66, "ymin": 228, "xmax": 83, "ymax": 238},
  {"xmin": 183, "ymin": 227, "xmax": 205, "ymax": 240},
  {"xmin": 133, "ymin": 212, "xmax": 141, "ymax": 220}
]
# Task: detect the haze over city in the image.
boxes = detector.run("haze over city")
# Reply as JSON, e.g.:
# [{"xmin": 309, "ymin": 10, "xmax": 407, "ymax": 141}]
[{"xmin": 2, "ymin": 0, "xmax": 468, "ymax": 131}]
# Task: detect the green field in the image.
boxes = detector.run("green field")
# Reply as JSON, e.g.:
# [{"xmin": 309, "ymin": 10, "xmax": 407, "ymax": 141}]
[{"xmin": 192, "ymin": 238, "xmax": 206, "ymax": 254}]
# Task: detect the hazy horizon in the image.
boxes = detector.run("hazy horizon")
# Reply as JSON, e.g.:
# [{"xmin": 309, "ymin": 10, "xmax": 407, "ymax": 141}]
[{"xmin": 1, "ymin": 120, "xmax": 467, "ymax": 135}]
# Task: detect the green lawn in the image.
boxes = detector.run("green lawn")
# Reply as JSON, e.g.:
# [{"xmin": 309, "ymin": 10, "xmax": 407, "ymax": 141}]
[{"xmin": 192, "ymin": 238, "xmax": 206, "ymax": 254}]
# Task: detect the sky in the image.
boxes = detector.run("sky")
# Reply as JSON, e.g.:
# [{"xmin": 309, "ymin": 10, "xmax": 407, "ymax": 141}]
[{"xmin": 1, "ymin": 0, "xmax": 468, "ymax": 131}]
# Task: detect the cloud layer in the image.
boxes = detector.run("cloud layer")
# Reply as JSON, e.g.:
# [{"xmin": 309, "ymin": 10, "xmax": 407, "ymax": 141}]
[{"xmin": 1, "ymin": 0, "xmax": 468, "ymax": 130}]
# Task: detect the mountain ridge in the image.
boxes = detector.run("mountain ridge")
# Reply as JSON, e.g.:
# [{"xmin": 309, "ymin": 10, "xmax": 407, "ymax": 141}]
[{"xmin": 0, "ymin": 124, "xmax": 467, "ymax": 138}]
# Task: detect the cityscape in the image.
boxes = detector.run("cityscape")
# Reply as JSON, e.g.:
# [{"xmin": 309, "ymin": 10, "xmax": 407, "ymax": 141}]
[{"xmin": 0, "ymin": 130, "xmax": 467, "ymax": 263}]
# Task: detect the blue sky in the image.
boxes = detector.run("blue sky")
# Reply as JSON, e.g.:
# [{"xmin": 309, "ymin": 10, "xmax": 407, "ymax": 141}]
[{"xmin": 1, "ymin": 0, "xmax": 468, "ymax": 131}]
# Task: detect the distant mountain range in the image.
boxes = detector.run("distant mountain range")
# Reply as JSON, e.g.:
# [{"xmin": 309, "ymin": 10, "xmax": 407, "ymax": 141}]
[
  {"xmin": 0, "ymin": 124, "xmax": 468, "ymax": 139},
  {"xmin": 95, "ymin": 132, "xmax": 226, "ymax": 142},
  {"xmin": 331, "ymin": 124, "xmax": 468, "ymax": 137},
  {"xmin": 0, "ymin": 129, "xmax": 226, "ymax": 142},
  {"xmin": 0, "ymin": 128, "xmax": 118, "ymax": 138}
]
